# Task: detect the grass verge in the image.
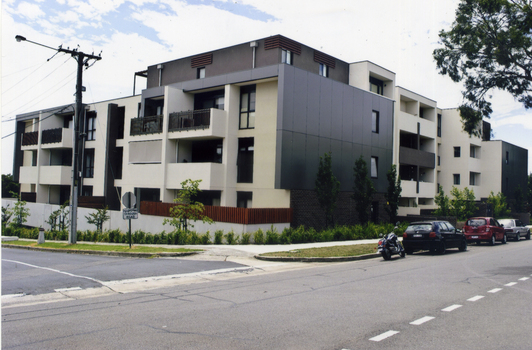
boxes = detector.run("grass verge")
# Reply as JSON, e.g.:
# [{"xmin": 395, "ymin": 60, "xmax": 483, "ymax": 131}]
[
  {"xmin": 259, "ymin": 243, "xmax": 377, "ymax": 258},
  {"xmin": 2, "ymin": 240, "xmax": 202, "ymax": 254}
]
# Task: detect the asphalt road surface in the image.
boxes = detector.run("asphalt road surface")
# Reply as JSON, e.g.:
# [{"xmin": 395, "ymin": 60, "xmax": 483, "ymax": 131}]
[{"xmin": 2, "ymin": 240, "xmax": 532, "ymax": 350}]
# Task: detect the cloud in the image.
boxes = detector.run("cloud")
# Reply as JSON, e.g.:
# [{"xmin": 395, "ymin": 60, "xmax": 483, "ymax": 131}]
[{"xmin": 16, "ymin": 1, "xmax": 45, "ymax": 20}]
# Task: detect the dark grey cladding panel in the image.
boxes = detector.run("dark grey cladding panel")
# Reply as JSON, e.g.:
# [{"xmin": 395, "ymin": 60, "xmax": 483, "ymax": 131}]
[
  {"xmin": 293, "ymin": 68, "xmax": 308, "ymax": 134},
  {"xmin": 279, "ymin": 130, "xmax": 292, "ymax": 188},
  {"xmin": 280, "ymin": 66, "xmax": 295, "ymax": 131},
  {"xmin": 341, "ymin": 87, "xmax": 355, "ymax": 142},
  {"xmin": 361, "ymin": 93, "xmax": 373, "ymax": 146},
  {"xmin": 340, "ymin": 141, "xmax": 354, "ymax": 188},
  {"xmin": 304, "ymin": 134, "xmax": 320, "ymax": 189},
  {"xmin": 306, "ymin": 74, "xmax": 321, "ymax": 136},
  {"xmin": 319, "ymin": 78, "xmax": 333, "ymax": 138},
  {"xmin": 330, "ymin": 138, "xmax": 343, "ymax": 176},
  {"xmin": 352, "ymin": 92, "xmax": 365, "ymax": 142},
  {"xmin": 331, "ymin": 82, "xmax": 344, "ymax": 140}
]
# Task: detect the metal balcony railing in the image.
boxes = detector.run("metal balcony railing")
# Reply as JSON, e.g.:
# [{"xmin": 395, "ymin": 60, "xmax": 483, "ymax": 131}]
[
  {"xmin": 22, "ymin": 131, "xmax": 38, "ymax": 146},
  {"xmin": 130, "ymin": 115, "xmax": 163, "ymax": 135},
  {"xmin": 168, "ymin": 109, "xmax": 210, "ymax": 132},
  {"xmin": 42, "ymin": 128, "xmax": 63, "ymax": 144}
]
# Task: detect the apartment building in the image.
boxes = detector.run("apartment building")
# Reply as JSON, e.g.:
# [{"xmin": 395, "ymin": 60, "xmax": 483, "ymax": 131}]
[{"xmin": 12, "ymin": 35, "xmax": 528, "ymax": 230}]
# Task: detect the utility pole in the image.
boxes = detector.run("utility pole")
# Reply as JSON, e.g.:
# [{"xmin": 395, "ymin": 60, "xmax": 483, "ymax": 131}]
[{"xmin": 15, "ymin": 35, "xmax": 101, "ymax": 244}]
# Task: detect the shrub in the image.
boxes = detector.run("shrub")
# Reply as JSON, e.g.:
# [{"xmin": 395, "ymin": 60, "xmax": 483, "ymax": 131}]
[
  {"xmin": 265, "ymin": 226, "xmax": 280, "ymax": 244},
  {"xmin": 214, "ymin": 230, "xmax": 224, "ymax": 245},
  {"xmin": 225, "ymin": 230, "xmax": 238, "ymax": 245},
  {"xmin": 241, "ymin": 232, "xmax": 251, "ymax": 245},
  {"xmin": 253, "ymin": 229, "xmax": 265, "ymax": 244},
  {"xmin": 200, "ymin": 232, "xmax": 211, "ymax": 245}
]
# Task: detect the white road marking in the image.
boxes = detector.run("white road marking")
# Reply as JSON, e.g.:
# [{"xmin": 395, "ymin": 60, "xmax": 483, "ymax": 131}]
[
  {"xmin": 505, "ymin": 282, "xmax": 517, "ymax": 287},
  {"xmin": 488, "ymin": 288, "xmax": 502, "ymax": 293},
  {"xmin": 467, "ymin": 295, "xmax": 484, "ymax": 302},
  {"xmin": 442, "ymin": 304, "xmax": 462, "ymax": 312},
  {"xmin": 55, "ymin": 287, "xmax": 82, "ymax": 292},
  {"xmin": 369, "ymin": 330, "xmax": 399, "ymax": 342},
  {"xmin": 518, "ymin": 277, "xmax": 529, "ymax": 281},
  {"xmin": 2, "ymin": 259, "xmax": 104, "ymax": 284},
  {"xmin": 410, "ymin": 316, "xmax": 435, "ymax": 325},
  {"xmin": 1, "ymin": 293, "xmax": 25, "ymax": 299}
]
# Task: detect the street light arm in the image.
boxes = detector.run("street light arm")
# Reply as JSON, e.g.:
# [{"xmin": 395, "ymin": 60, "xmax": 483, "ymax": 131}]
[{"xmin": 15, "ymin": 35, "xmax": 59, "ymax": 51}]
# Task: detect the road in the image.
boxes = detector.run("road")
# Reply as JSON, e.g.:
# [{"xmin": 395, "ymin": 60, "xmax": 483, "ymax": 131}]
[{"xmin": 2, "ymin": 241, "xmax": 532, "ymax": 349}]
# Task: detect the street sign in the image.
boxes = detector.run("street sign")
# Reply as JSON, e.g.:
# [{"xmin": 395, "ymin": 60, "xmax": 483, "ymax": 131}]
[
  {"xmin": 123, "ymin": 208, "xmax": 138, "ymax": 220},
  {"xmin": 122, "ymin": 192, "xmax": 136, "ymax": 209}
]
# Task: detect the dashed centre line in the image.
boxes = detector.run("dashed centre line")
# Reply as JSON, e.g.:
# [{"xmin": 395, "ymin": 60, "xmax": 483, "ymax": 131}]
[
  {"xmin": 369, "ymin": 330, "xmax": 399, "ymax": 342},
  {"xmin": 467, "ymin": 295, "xmax": 484, "ymax": 302},
  {"xmin": 518, "ymin": 277, "xmax": 529, "ymax": 281},
  {"xmin": 505, "ymin": 282, "xmax": 518, "ymax": 286},
  {"xmin": 410, "ymin": 316, "xmax": 434, "ymax": 325},
  {"xmin": 442, "ymin": 304, "xmax": 462, "ymax": 312},
  {"xmin": 488, "ymin": 288, "xmax": 502, "ymax": 293}
]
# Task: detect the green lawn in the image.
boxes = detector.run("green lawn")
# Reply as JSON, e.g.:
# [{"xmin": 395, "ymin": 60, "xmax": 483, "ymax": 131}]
[
  {"xmin": 260, "ymin": 243, "xmax": 377, "ymax": 258},
  {"xmin": 2, "ymin": 240, "xmax": 202, "ymax": 254}
]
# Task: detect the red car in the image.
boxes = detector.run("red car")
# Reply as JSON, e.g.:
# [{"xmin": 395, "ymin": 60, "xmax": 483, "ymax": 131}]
[{"xmin": 463, "ymin": 217, "xmax": 507, "ymax": 245}]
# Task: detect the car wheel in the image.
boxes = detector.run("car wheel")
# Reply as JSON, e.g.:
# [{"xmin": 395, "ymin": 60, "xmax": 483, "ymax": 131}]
[
  {"xmin": 515, "ymin": 232, "xmax": 520, "ymax": 241},
  {"xmin": 400, "ymin": 251, "xmax": 405, "ymax": 258},
  {"xmin": 459, "ymin": 239, "xmax": 467, "ymax": 251},
  {"xmin": 490, "ymin": 234, "xmax": 496, "ymax": 246},
  {"xmin": 526, "ymin": 231, "xmax": 531, "ymax": 240},
  {"xmin": 502, "ymin": 234, "xmax": 507, "ymax": 244},
  {"xmin": 438, "ymin": 241, "xmax": 446, "ymax": 255}
]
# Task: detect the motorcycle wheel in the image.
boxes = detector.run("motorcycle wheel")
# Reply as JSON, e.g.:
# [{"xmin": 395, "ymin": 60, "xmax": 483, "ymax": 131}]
[
  {"xmin": 381, "ymin": 250, "xmax": 391, "ymax": 260},
  {"xmin": 400, "ymin": 251, "xmax": 405, "ymax": 258}
]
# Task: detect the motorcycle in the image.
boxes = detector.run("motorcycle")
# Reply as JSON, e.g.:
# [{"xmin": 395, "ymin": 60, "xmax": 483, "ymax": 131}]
[{"xmin": 377, "ymin": 226, "xmax": 405, "ymax": 260}]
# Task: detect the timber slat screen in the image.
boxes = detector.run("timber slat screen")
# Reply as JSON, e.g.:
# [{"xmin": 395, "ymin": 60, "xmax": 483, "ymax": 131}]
[
  {"xmin": 22, "ymin": 131, "xmax": 38, "ymax": 146},
  {"xmin": 79, "ymin": 196, "xmax": 106, "ymax": 209},
  {"xmin": 42, "ymin": 128, "xmax": 63, "ymax": 144},
  {"xmin": 139, "ymin": 201, "xmax": 292, "ymax": 225}
]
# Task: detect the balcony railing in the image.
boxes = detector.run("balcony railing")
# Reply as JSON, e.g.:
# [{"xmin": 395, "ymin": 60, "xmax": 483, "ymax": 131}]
[
  {"xmin": 169, "ymin": 109, "xmax": 210, "ymax": 132},
  {"xmin": 130, "ymin": 115, "xmax": 163, "ymax": 135},
  {"xmin": 42, "ymin": 128, "xmax": 63, "ymax": 144},
  {"xmin": 22, "ymin": 131, "xmax": 38, "ymax": 146}
]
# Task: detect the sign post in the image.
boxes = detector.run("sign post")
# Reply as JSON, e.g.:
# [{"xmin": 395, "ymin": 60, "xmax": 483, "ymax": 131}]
[{"xmin": 122, "ymin": 192, "xmax": 137, "ymax": 249}]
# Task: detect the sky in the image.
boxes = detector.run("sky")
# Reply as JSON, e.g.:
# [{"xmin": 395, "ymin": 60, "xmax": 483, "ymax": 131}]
[{"xmin": 1, "ymin": 0, "xmax": 531, "ymax": 175}]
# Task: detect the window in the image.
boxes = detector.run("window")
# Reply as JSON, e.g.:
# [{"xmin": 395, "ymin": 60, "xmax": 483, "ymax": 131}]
[
  {"xmin": 369, "ymin": 76, "xmax": 384, "ymax": 95},
  {"xmin": 470, "ymin": 145, "xmax": 476, "ymax": 158},
  {"xmin": 469, "ymin": 172, "xmax": 476, "ymax": 186},
  {"xmin": 239, "ymin": 85, "xmax": 256, "ymax": 129},
  {"xmin": 437, "ymin": 156, "xmax": 440, "ymax": 166},
  {"xmin": 197, "ymin": 67, "xmax": 205, "ymax": 79},
  {"xmin": 237, "ymin": 138, "xmax": 254, "ymax": 183},
  {"xmin": 31, "ymin": 150, "xmax": 37, "ymax": 166},
  {"xmin": 372, "ymin": 111, "xmax": 379, "ymax": 133},
  {"xmin": 84, "ymin": 149, "xmax": 95, "ymax": 178},
  {"xmin": 86, "ymin": 115, "xmax": 96, "ymax": 141},
  {"xmin": 371, "ymin": 157, "xmax": 378, "ymax": 178},
  {"xmin": 454, "ymin": 146, "xmax": 461, "ymax": 157},
  {"xmin": 237, "ymin": 192, "xmax": 252, "ymax": 208},
  {"xmin": 319, "ymin": 63, "xmax": 328, "ymax": 77},
  {"xmin": 82, "ymin": 186, "xmax": 93, "ymax": 196},
  {"xmin": 506, "ymin": 151, "xmax": 509, "ymax": 164},
  {"xmin": 281, "ymin": 49, "xmax": 292, "ymax": 65},
  {"xmin": 437, "ymin": 114, "xmax": 442, "ymax": 137},
  {"xmin": 453, "ymin": 174, "xmax": 460, "ymax": 185}
]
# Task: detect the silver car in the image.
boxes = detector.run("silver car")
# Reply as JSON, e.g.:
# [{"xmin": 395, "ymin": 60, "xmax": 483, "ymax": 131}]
[{"xmin": 498, "ymin": 219, "xmax": 531, "ymax": 241}]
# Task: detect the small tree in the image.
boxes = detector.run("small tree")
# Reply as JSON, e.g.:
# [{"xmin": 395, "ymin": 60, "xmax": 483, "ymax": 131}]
[
  {"xmin": 352, "ymin": 156, "xmax": 376, "ymax": 224},
  {"xmin": 315, "ymin": 152, "xmax": 340, "ymax": 227},
  {"xmin": 433, "ymin": 185, "xmax": 451, "ymax": 216},
  {"xmin": 1, "ymin": 174, "xmax": 19, "ymax": 198},
  {"xmin": 11, "ymin": 197, "xmax": 30, "ymax": 227},
  {"xmin": 164, "ymin": 179, "xmax": 214, "ymax": 232},
  {"xmin": 85, "ymin": 206, "xmax": 110, "ymax": 232},
  {"xmin": 2, "ymin": 204, "xmax": 13, "ymax": 230},
  {"xmin": 48, "ymin": 201, "xmax": 70, "ymax": 231},
  {"xmin": 385, "ymin": 164, "xmax": 401, "ymax": 223},
  {"xmin": 487, "ymin": 191, "xmax": 511, "ymax": 219},
  {"xmin": 450, "ymin": 187, "xmax": 477, "ymax": 220}
]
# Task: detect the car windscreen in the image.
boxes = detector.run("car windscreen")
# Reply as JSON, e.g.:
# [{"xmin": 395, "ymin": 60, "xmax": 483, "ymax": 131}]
[
  {"xmin": 406, "ymin": 224, "xmax": 433, "ymax": 232},
  {"xmin": 466, "ymin": 219, "xmax": 487, "ymax": 227},
  {"xmin": 497, "ymin": 219, "xmax": 512, "ymax": 228}
]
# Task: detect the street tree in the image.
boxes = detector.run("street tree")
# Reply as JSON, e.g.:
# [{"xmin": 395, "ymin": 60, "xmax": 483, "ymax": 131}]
[
  {"xmin": 85, "ymin": 206, "xmax": 110, "ymax": 232},
  {"xmin": 433, "ymin": 0, "xmax": 532, "ymax": 136},
  {"xmin": 385, "ymin": 164, "xmax": 401, "ymax": 223},
  {"xmin": 2, "ymin": 174, "xmax": 19, "ymax": 198},
  {"xmin": 487, "ymin": 191, "xmax": 511, "ymax": 218},
  {"xmin": 352, "ymin": 156, "xmax": 376, "ymax": 224},
  {"xmin": 434, "ymin": 185, "xmax": 451, "ymax": 216},
  {"xmin": 315, "ymin": 152, "xmax": 340, "ymax": 227},
  {"xmin": 450, "ymin": 187, "xmax": 478, "ymax": 220},
  {"xmin": 164, "ymin": 179, "xmax": 214, "ymax": 232}
]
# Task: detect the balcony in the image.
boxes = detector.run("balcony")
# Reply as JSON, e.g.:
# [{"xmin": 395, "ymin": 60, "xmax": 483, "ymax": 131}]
[
  {"xmin": 399, "ymin": 147, "xmax": 435, "ymax": 169},
  {"xmin": 21, "ymin": 132, "xmax": 38, "ymax": 148},
  {"xmin": 39, "ymin": 165, "xmax": 71, "ymax": 185},
  {"xmin": 166, "ymin": 162, "xmax": 224, "ymax": 190},
  {"xmin": 168, "ymin": 108, "xmax": 227, "ymax": 139},
  {"xmin": 41, "ymin": 128, "xmax": 73, "ymax": 149},
  {"xmin": 19, "ymin": 166, "xmax": 38, "ymax": 184},
  {"xmin": 130, "ymin": 115, "xmax": 163, "ymax": 135}
]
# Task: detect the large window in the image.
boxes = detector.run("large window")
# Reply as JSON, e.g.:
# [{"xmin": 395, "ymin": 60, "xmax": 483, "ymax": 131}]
[
  {"xmin": 369, "ymin": 77, "xmax": 384, "ymax": 95},
  {"xmin": 371, "ymin": 157, "xmax": 378, "ymax": 178},
  {"xmin": 237, "ymin": 138, "xmax": 254, "ymax": 183},
  {"xmin": 86, "ymin": 114, "xmax": 96, "ymax": 141},
  {"xmin": 239, "ymin": 85, "xmax": 256, "ymax": 129},
  {"xmin": 372, "ymin": 111, "xmax": 379, "ymax": 133},
  {"xmin": 84, "ymin": 149, "xmax": 95, "ymax": 178}
]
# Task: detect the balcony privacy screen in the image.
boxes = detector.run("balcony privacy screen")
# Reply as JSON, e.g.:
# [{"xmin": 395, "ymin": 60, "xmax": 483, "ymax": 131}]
[{"xmin": 129, "ymin": 140, "xmax": 162, "ymax": 163}]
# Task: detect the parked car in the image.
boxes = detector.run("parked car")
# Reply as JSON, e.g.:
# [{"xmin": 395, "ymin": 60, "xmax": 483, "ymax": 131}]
[
  {"xmin": 402, "ymin": 221, "xmax": 467, "ymax": 255},
  {"xmin": 463, "ymin": 217, "xmax": 506, "ymax": 245},
  {"xmin": 498, "ymin": 219, "xmax": 531, "ymax": 241}
]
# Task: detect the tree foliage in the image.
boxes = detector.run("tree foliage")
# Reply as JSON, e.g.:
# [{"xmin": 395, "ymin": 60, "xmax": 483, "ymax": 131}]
[
  {"xmin": 487, "ymin": 191, "xmax": 511, "ymax": 218},
  {"xmin": 450, "ymin": 187, "xmax": 478, "ymax": 220},
  {"xmin": 2, "ymin": 174, "xmax": 19, "ymax": 198},
  {"xmin": 164, "ymin": 179, "xmax": 214, "ymax": 232},
  {"xmin": 433, "ymin": 185, "xmax": 451, "ymax": 216},
  {"xmin": 385, "ymin": 164, "xmax": 402, "ymax": 223},
  {"xmin": 352, "ymin": 156, "xmax": 376, "ymax": 224},
  {"xmin": 46, "ymin": 201, "xmax": 70, "ymax": 231},
  {"xmin": 315, "ymin": 152, "xmax": 341, "ymax": 227},
  {"xmin": 85, "ymin": 206, "xmax": 110, "ymax": 232},
  {"xmin": 433, "ymin": 0, "xmax": 532, "ymax": 136}
]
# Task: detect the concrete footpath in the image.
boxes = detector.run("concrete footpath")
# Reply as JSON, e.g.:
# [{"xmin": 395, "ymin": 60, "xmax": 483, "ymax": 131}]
[{"xmin": 1, "ymin": 236, "xmax": 382, "ymax": 265}]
